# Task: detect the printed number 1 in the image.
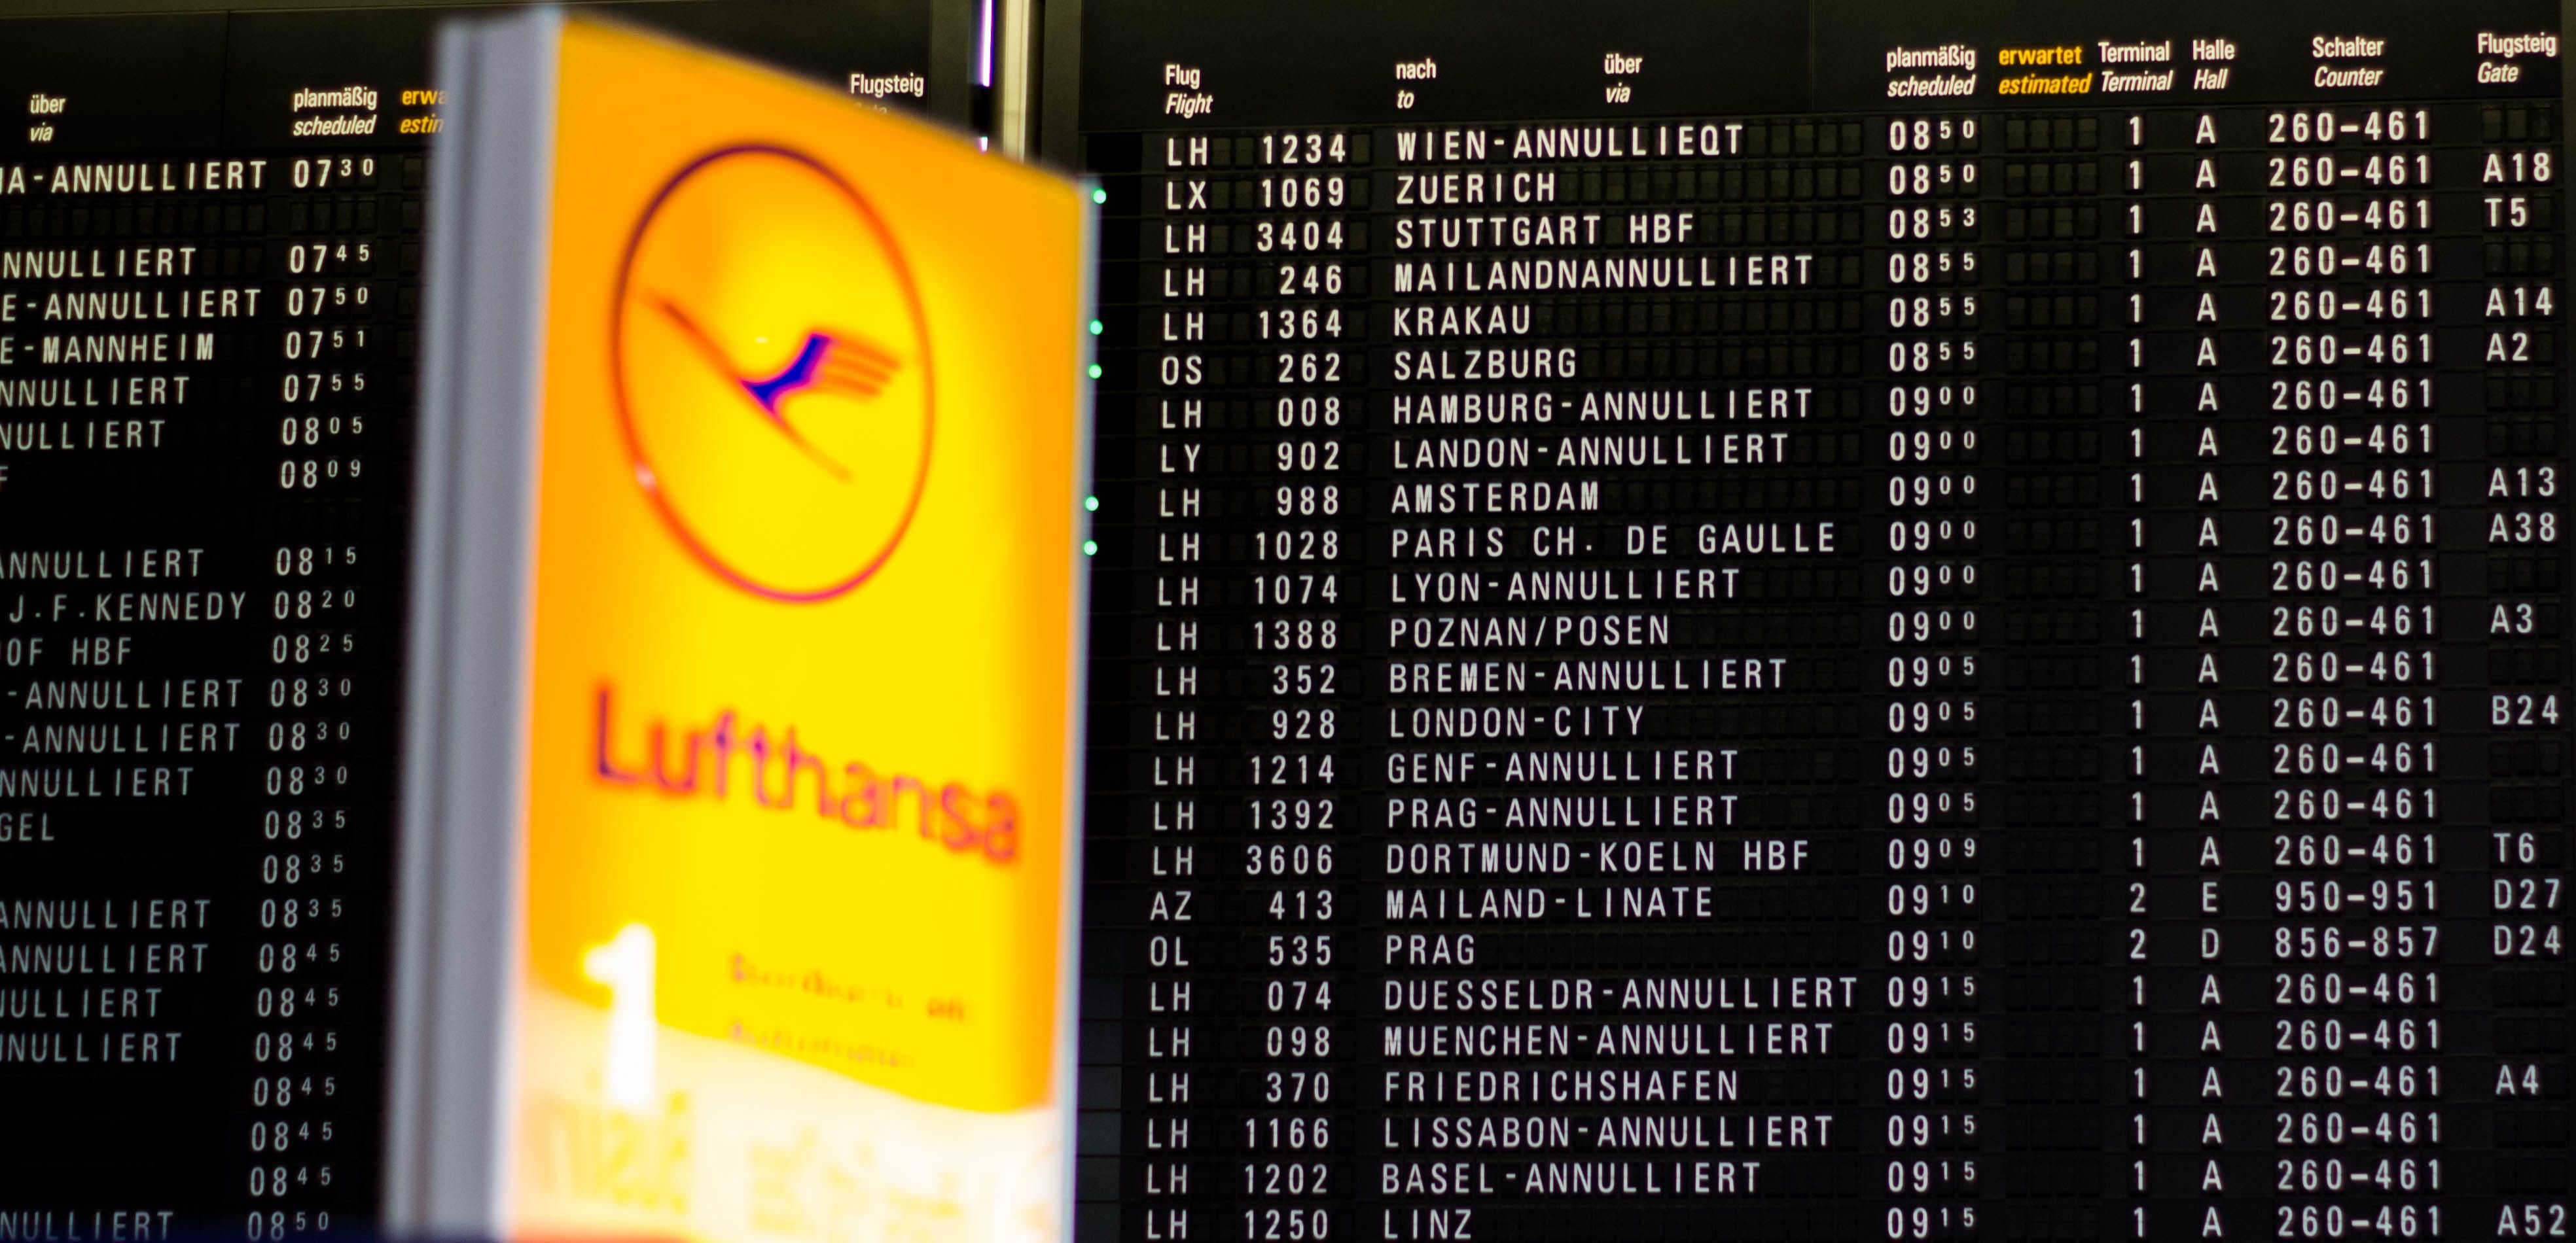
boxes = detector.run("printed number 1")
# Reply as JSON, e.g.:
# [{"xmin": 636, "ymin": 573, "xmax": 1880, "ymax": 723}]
[{"xmin": 582, "ymin": 923, "xmax": 658, "ymax": 1108}]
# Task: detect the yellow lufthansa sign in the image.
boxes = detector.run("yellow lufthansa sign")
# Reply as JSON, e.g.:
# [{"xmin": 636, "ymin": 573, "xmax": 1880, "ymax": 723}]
[{"xmin": 505, "ymin": 18, "xmax": 1087, "ymax": 1240}]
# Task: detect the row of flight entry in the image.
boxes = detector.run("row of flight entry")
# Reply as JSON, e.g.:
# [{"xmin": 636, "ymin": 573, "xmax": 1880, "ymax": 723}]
[
  {"xmin": 1137, "ymin": 249, "xmax": 2535, "ymax": 310},
  {"xmin": 1137, "ymin": 196, "xmax": 2541, "ymax": 268},
  {"xmin": 1137, "ymin": 147, "xmax": 2552, "ymax": 217},
  {"xmin": 1148, "ymin": 109, "xmax": 2453, "ymax": 176},
  {"xmin": 1868, "ymin": 151, "xmax": 2551, "ymax": 201}
]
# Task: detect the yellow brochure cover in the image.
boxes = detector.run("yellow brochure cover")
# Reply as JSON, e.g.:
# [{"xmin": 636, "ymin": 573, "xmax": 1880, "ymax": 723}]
[{"xmin": 501, "ymin": 16, "xmax": 1088, "ymax": 1239}]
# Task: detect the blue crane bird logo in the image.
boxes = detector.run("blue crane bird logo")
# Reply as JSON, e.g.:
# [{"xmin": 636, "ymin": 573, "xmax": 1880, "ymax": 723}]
[{"xmin": 652, "ymin": 298, "xmax": 902, "ymax": 482}]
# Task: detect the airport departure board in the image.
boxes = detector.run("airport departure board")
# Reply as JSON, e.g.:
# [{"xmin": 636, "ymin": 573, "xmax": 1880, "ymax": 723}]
[
  {"xmin": 1062, "ymin": 1, "xmax": 2576, "ymax": 1240},
  {"xmin": 0, "ymin": 5, "xmax": 945, "ymax": 1234}
]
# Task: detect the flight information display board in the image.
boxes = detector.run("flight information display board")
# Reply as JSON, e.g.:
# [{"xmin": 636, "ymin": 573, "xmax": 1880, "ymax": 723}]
[
  {"xmin": 0, "ymin": 4, "xmax": 945, "ymax": 1236},
  {"xmin": 1060, "ymin": 1, "xmax": 2574, "ymax": 1239}
]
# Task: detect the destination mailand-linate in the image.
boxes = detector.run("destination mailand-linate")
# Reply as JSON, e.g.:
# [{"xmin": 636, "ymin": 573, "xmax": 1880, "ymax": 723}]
[{"xmin": 1077, "ymin": 0, "xmax": 2571, "ymax": 1240}]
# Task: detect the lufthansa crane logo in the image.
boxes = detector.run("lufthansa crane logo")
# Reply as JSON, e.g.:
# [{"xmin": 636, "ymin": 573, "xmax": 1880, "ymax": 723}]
[{"xmin": 611, "ymin": 145, "xmax": 934, "ymax": 602}]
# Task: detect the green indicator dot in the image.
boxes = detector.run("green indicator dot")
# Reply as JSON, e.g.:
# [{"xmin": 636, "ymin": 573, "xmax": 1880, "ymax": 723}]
[
  {"xmin": 1082, "ymin": 540, "xmax": 1100, "ymax": 556},
  {"xmin": 1088, "ymin": 319, "xmax": 1104, "ymax": 335},
  {"xmin": 1090, "ymin": 187, "xmax": 1108, "ymax": 205},
  {"xmin": 1087, "ymin": 363, "xmax": 1103, "ymax": 379},
  {"xmin": 1084, "ymin": 495, "xmax": 1100, "ymax": 512}
]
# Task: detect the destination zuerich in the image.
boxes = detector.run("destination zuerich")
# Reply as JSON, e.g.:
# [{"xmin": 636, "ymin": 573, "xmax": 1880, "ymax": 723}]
[
  {"xmin": 1390, "ymin": 570, "xmax": 1743, "ymax": 604},
  {"xmin": 1394, "ymin": 432, "xmax": 1793, "ymax": 472},
  {"xmin": 1384, "ymin": 385, "xmax": 1816, "ymax": 425},
  {"xmin": 1393, "ymin": 170, "xmax": 1561, "ymax": 206},
  {"xmin": 1392, "ymin": 253, "xmax": 1815, "ymax": 294},
  {"xmin": 1378, "ymin": 1112, "xmax": 1835, "ymax": 1152},
  {"xmin": 1391, "ymin": 124, "xmax": 1747, "ymax": 165},
  {"xmin": 0, "ymin": 158, "xmax": 268, "ymax": 196}
]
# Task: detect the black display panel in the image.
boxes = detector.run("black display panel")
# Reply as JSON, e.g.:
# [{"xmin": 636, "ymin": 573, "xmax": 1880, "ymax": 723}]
[
  {"xmin": 0, "ymin": 3, "xmax": 950, "ymax": 1234},
  {"xmin": 1058, "ymin": 2, "xmax": 2574, "ymax": 1239}
]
